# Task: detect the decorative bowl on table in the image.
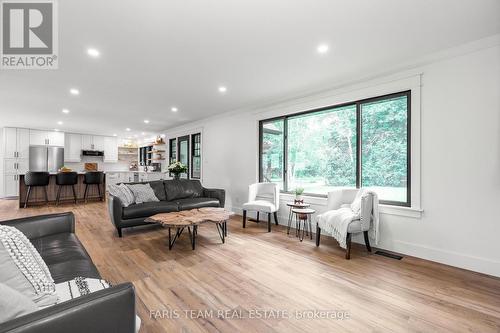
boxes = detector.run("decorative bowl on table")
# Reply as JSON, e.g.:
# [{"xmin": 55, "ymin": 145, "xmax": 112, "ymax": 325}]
[{"xmin": 59, "ymin": 166, "xmax": 73, "ymax": 172}]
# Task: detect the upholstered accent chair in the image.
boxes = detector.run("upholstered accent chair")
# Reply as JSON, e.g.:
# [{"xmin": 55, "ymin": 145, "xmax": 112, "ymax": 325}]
[
  {"xmin": 242, "ymin": 182, "xmax": 280, "ymax": 232},
  {"xmin": 316, "ymin": 189, "xmax": 375, "ymax": 259}
]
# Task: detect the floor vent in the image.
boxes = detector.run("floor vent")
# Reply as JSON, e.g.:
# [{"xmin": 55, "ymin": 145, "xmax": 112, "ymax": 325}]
[{"xmin": 375, "ymin": 251, "xmax": 403, "ymax": 260}]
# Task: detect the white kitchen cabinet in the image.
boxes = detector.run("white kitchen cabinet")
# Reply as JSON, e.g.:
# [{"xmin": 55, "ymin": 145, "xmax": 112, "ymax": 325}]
[
  {"xmin": 81, "ymin": 135, "xmax": 93, "ymax": 150},
  {"xmin": 30, "ymin": 129, "xmax": 64, "ymax": 146},
  {"xmin": 4, "ymin": 128, "xmax": 30, "ymax": 158},
  {"xmin": 103, "ymin": 137, "xmax": 118, "ymax": 162},
  {"xmin": 4, "ymin": 158, "xmax": 29, "ymax": 175},
  {"xmin": 4, "ymin": 174, "xmax": 19, "ymax": 197},
  {"xmin": 48, "ymin": 131, "xmax": 65, "ymax": 146},
  {"xmin": 17, "ymin": 128, "xmax": 30, "ymax": 158},
  {"xmin": 65, "ymin": 133, "xmax": 82, "ymax": 162},
  {"xmin": 93, "ymin": 136, "xmax": 105, "ymax": 151}
]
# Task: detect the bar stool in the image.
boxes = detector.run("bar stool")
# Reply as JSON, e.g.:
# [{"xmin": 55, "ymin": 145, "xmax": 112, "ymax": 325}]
[
  {"xmin": 56, "ymin": 172, "xmax": 78, "ymax": 205},
  {"xmin": 83, "ymin": 172, "xmax": 104, "ymax": 203},
  {"xmin": 24, "ymin": 171, "xmax": 50, "ymax": 208}
]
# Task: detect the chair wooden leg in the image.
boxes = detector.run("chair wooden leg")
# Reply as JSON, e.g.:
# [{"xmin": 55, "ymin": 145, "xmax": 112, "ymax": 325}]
[
  {"xmin": 316, "ymin": 225, "xmax": 321, "ymax": 246},
  {"xmin": 345, "ymin": 233, "xmax": 352, "ymax": 260},
  {"xmin": 273, "ymin": 211, "xmax": 279, "ymax": 225},
  {"xmin": 242, "ymin": 210, "xmax": 247, "ymax": 228},
  {"xmin": 24, "ymin": 186, "xmax": 31, "ymax": 208},
  {"xmin": 256, "ymin": 212, "xmax": 259, "ymax": 222},
  {"xmin": 267, "ymin": 213, "xmax": 271, "ymax": 232},
  {"xmin": 363, "ymin": 231, "xmax": 372, "ymax": 252}
]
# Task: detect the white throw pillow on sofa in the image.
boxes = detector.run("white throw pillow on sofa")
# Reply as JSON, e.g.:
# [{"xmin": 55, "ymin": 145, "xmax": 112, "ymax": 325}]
[
  {"xmin": 108, "ymin": 184, "xmax": 135, "ymax": 207},
  {"xmin": 126, "ymin": 183, "xmax": 160, "ymax": 204},
  {"xmin": 0, "ymin": 226, "xmax": 58, "ymax": 307},
  {"xmin": 0, "ymin": 282, "xmax": 38, "ymax": 322}
]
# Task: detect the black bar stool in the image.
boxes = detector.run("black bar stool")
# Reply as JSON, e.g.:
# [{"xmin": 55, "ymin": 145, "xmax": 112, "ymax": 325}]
[
  {"xmin": 84, "ymin": 172, "xmax": 104, "ymax": 203},
  {"xmin": 24, "ymin": 171, "xmax": 50, "ymax": 208},
  {"xmin": 56, "ymin": 172, "xmax": 78, "ymax": 205}
]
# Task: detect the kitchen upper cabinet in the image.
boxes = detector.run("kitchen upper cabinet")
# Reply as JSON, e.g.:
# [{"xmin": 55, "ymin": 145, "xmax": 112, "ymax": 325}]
[
  {"xmin": 4, "ymin": 174, "xmax": 19, "ymax": 197},
  {"xmin": 65, "ymin": 133, "xmax": 82, "ymax": 162},
  {"xmin": 30, "ymin": 130, "xmax": 64, "ymax": 146},
  {"xmin": 48, "ymin": 131, "xmax": 64, "ymax": 146},
  {"xmin": 81, "ymin": 135, "xmax": 105, "ymax": 151},
  {"xmin": 3, "ymin": 128, "xmax": 29, "ymax": 158},
  {"xmin": 93, "ymin": 136, "xmax": 105, "ymax": 151},
  {"xmin": 103, "ymin": 136, "xmax": 118, "ymax": 162}
]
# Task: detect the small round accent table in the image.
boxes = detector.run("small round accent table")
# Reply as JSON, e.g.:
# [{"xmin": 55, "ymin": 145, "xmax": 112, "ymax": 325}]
[
  {"xmin": 291, "ymin": 208, "xmax": 315, "ymax": 242},
  {"xmin": 286, "ymin": 202, "xmax": 310, "ymax": 235}
]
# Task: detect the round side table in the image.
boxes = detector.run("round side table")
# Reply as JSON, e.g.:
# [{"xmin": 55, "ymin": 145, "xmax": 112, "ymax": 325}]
[
  {"xmin": 286, "ymin": 202, "xmax": 310, "ymax": 235},
  {"xmin": 291, "ymin": 208, "xmax": 315, "ymax": 242}
]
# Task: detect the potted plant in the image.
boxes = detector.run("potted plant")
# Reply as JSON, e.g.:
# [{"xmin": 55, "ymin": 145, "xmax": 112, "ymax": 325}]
[
  {"xmin": 294, "ymin": 187, "xmax": 304, "ymax": 202},
  {"xmin": 168, "ymin": 161, "xmax": 188, "ymax": 180}
]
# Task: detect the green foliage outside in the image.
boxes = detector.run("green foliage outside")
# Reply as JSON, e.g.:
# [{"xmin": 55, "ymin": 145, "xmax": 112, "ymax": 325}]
[{"xmin": 261, "ymin": 95, "xmax": 408, "ymax": 202}]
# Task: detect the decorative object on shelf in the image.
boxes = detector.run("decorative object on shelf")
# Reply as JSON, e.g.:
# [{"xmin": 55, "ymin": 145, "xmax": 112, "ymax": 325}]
[
  {"xmin": 294, "ymin": 187, "xmax": 304, "ymax": 203},
  {"xmin": 167, "ymin": 161, "xmax": 188, "ymax": 180},
  {"xmin": 84, "ymin": 163, "xmax": 98, "ymax": 171},
  {"xmin": 154, "ymin": 136, "xmax": 165, "ymax": 145},
  {"xmin": 129, "ymin": 161, "xmax": 138, "ymax": 171}
]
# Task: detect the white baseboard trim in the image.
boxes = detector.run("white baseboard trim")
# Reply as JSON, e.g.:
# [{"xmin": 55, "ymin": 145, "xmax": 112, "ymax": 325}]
[
  {"xmin": 390, "ymin": 240, "xmax": 500, "ymax": 278},
  {"xmin": 229, "ymin": 205, "xmax": 500, "ymax": 278}
]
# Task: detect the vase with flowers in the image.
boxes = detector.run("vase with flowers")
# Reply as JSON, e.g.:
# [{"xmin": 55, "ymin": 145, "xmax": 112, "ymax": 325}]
[
  {"xmin": 168, "ymin": 161, "xmax": 188, "ymax": 180},
  {"xmin": 294, "ymin": 187, "xmax": 304, "ymax": 204}
]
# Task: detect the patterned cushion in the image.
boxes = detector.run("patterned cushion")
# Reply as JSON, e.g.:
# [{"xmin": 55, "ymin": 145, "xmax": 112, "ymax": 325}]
[
  {"xmin": 126, "ymin": 184, "xmax": 160, "ymax": 204},
  {"xmin": 0, "ymin": 226, "xmax": 58, "ymax": 307},
  {"xmin": 55, "ymin": 277, "xmax": 111, "ymax": 304},
  {"xmin": 108, "ymin": 184, "xmax": 135, "ymax": 207}
]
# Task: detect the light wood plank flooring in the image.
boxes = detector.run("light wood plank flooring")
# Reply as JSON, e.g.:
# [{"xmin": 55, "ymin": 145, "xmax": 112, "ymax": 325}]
[{"xmin": 1, "ymin": 199, "xmax": 499, "ymax": 332}]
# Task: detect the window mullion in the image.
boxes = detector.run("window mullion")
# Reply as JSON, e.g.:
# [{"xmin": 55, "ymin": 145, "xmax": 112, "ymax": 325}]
[
  {"xmin": 283, "ymin": 117, "xmax": 288, "ymax": 192},
  {"xmin": 356, "ymin": 103, "xmax": 361, "ymax": 189}
]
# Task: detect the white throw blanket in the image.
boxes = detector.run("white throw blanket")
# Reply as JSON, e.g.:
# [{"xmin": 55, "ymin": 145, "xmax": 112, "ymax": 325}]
[{"xmin": 317, "ymin": 190, "xmax": 379, "ymax": 249}]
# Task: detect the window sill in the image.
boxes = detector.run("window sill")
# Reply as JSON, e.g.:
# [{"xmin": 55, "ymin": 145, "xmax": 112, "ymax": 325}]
[{"xmin": 279, "ymin": 193, "xmax": 423, "ymax": 218}]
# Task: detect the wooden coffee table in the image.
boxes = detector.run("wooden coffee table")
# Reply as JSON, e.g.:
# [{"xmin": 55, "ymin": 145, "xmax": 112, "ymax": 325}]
[{"xmin": 145, "ymin": 207, "xmax": 234, "ymax": 250}]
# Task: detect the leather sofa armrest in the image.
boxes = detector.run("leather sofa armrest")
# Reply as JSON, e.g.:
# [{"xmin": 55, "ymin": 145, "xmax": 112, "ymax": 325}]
[
  {"xmin": 0, "ymin": 283, "xmax": 136, "ymax": 333},
  {"xmin": 203, "ymin": 188, "xmax": 226, "ymax": 208},
  {"xmin": 0, "ymin": 212, "xmax": 75, "ymax": 239},
  {"xmin": 110, "ymin": 195, "xmax": 124, "ymax": 225}
]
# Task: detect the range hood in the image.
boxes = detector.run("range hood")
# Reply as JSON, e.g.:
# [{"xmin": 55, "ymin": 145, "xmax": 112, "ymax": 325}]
[{"xmin": 82, "ymin": 150, "xmax": 104, "ymax": 157}]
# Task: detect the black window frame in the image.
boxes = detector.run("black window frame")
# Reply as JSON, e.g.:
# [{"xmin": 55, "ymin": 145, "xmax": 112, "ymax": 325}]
[
  {"xmin": 258, "ymin": 90, "xmax": 411, "ymax": 207},
  {"xmin": 191, "ymin": 133, "xmax": 201, "ymax": 179}
]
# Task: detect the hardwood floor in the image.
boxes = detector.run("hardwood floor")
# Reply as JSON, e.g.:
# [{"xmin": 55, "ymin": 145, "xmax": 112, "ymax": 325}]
[{"xmin": 1, "ymin": 199, "xmax": 499, "ymax": 332}]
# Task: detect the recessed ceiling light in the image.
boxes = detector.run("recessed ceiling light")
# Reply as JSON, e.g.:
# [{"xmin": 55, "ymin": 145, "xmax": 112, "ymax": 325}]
[
  {"xmin": 69, "ymin": 88, "xmax": 79, "ymax": 95},
  {"xmin": 317, "ymin": 43, "xmax": 329, "ymax": 54},
  {"xmin": 57, "ymin": 121, "xmax": 63, "ymax": 125},
  {"xmin": 171, "ymin": 107, "xmax": 178, "ymax": 112},
  {"xmin": 53, "ymin": 129, "xmax": 59, "ymax": 132},
  {"xmin": 160, "ymin": 134, "xmax": 166, "ymax": 138},
  {"xmin": 62, "ymin": 109, "xmax": 70, "ymax": 114},
  {"xmin": 141, "ymin": 132, "xmax": 145, "ymax": 135},
  {"xmin": 218, "ymin": 86, "xmax": 227, "ymax": 93},
  {"xmin": 113, "ymin": 134, "xmax": 117, "ymax": 137},
  {"xmin": 134, "ymin": 134, "xmax": 138, "ymax": 138},
  {"xmin": 87, "ymin": 48, "xmax": 100, "ymax": 58},
  {"xmin": 143, "ymin": 120, "xmax": 150, "ymax": 124},
  {"xmin": 125, "ymin": 128, "xmax": 131, "ymax": 131}
]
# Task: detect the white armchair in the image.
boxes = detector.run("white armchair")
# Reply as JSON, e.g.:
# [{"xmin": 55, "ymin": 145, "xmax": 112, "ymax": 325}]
[
  {"xmin": 316, "ymin": 188, "xmax": 376, "ymax": 259},
  {"xmin": 242, "ymin": 182, "xmax": 280, "ymax": 232}
]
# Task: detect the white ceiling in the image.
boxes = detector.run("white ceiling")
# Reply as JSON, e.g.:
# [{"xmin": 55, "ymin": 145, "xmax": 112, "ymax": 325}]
[{"xmin": 0, "ymin": 0, "xmax": 499, "ymax": 138}]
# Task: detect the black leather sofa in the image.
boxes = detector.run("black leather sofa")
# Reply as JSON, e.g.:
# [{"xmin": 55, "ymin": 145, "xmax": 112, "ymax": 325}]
[
  {"xmin": 109, "ymin": 179, "xmax": 225, "ymax": 237},
  {"xmin": 0, "ymin": 212, "xmax": 136, "ymax": 333}
]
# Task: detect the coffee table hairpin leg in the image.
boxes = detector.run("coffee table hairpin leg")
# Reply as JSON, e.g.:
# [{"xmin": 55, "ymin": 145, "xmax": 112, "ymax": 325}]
[
  {"xmin": 215, "ymin": 222, "xmax": 226, "ymax": 244},
  {"xmin": 168, "ymin": 227, "xmax": 186, "ymax": 250}
]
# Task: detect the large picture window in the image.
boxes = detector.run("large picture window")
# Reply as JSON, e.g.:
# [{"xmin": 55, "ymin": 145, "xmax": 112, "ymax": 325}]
[{"xmin": 258, "ymin": 91, "xmax": 410, "ymax": 206}]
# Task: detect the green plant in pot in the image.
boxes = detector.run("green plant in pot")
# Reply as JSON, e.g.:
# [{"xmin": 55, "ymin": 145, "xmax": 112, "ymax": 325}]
[
  {"xmin": 294, "ymin": 187, "xmax": 304, "ymax": 202},
  {"xmin": 168, "ymin": 161, "xmax": 188, "ymax": 180}
]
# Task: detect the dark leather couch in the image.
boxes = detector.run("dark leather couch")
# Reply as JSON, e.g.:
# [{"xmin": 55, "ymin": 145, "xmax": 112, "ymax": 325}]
[
  {"xmin": 109, "ymin": 179, "xmax": 225, "ymax": 237},
  {"xmin": 0, "ymin": 212, "xmax": 136, "ymax": 333}
]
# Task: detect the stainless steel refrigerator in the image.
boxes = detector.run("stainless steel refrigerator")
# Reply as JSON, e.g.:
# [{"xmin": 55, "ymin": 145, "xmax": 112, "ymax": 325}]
[{"xmin": 29, "ymin": 146, "xmax": 64, "ymax": 172}]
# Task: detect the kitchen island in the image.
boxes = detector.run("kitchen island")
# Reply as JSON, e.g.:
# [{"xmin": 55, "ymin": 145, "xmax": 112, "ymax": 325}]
[{"xmin": 18, "ymin": 173, "xmax": 106, "ymax": 208}]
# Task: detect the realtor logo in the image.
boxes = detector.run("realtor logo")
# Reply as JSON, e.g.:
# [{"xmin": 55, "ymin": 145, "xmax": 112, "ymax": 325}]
[{"xmin": 1, "ymin": 0, "xmax": 58, "ymax": 69}]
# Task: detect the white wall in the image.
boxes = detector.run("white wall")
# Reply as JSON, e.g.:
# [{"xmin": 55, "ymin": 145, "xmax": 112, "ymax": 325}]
[{"xmin": 166, "ymin": 38, "xmax": 500, "ymax": 277}]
